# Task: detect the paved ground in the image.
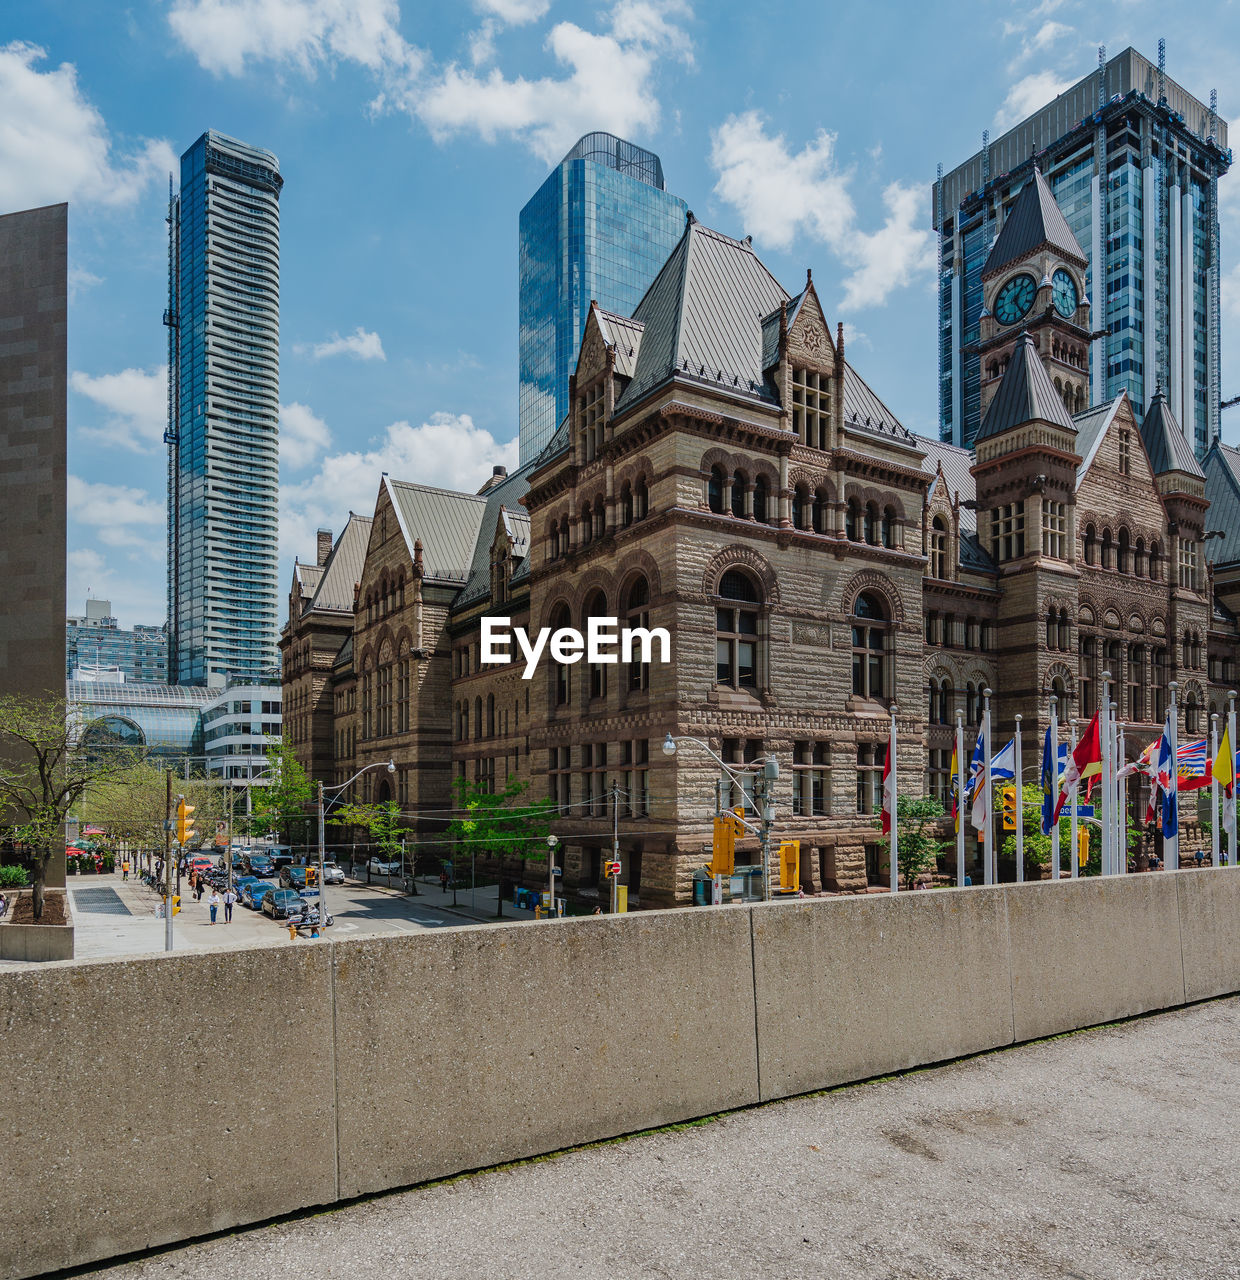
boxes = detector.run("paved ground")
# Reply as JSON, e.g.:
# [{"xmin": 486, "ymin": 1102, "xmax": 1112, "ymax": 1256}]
[{"xmin": 82, "ymin": 997, "xmax": 1240, "ymax": 1279}]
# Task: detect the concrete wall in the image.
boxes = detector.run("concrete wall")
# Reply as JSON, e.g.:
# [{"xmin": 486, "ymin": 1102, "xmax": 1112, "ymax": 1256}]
[
  {"xmin": 0, "ymin": 891, "xmax": 73, "ymax": 960},
  {"xmin": 5, "ymin": 870, "xmax": 1240, "ymax": 1278}
]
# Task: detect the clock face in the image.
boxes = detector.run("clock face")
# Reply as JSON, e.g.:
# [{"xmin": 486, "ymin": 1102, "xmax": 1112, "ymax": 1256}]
[
  {"xmin": 1052, "ymin": 268, "xmax": 1079, "ymax": 318},
  {"xmin": 995, "ymin": 273, "xmax": 1037, "ymax": 325}
]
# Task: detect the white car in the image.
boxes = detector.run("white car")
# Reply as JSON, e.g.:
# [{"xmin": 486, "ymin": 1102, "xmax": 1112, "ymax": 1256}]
[
  {"xmin": 321, "ymin": 862, "xmax": 346, "ymax": 885},
  {"xmin": 367, "ymin": 857, "xmax": 401, "ymax": 875}
]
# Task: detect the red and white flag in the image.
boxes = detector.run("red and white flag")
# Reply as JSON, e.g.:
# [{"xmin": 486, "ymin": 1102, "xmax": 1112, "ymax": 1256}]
[
  {"xmin": 881, "ymin": 724, "xmax": 896, "ymax": 836},
  {"xmin": 1053, "ymin": 712, "xmax": 1101, "ymax": 822}
]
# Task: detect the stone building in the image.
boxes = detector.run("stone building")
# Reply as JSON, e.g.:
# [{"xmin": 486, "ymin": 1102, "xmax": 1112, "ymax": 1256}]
[{"xmin": 284, "ymin": 198, "xmax": 1238, "ymax": 906}]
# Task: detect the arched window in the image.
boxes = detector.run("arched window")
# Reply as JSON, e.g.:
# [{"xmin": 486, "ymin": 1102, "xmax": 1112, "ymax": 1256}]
[
  {"xmin": 927, "ymin": 676, "xmax": 953, "ymax": 725},
  {"xmin": 1058, "ymin": 609, "xmax": 1070, "ymax": 652},
  {"xmin": 550, "ymin": 521, "xmax": 561, "ymax": 559},
  {"xmin": 1185, "ymin": 695, "xmax": 1201, "ymax": 736},
  {"xmin": 1050, "ymin": 675, "xmax": 1067, "ymax": 712},
  {"xmin": 708, "ymin": 466, "xmax": 725, "ymax": 514},
  {"xmin": 549, "ymin": 603, "xmax": 572, "ymax": 706},
  {"xmin": 1101, "ymin": 529, "xmax": 1114, "ymax": 570},
  {"xmin": 1046, "ymin": 608, "xmax": 1058, "ymax": 651},
  {"xmin": 1080, "ymin": 635, "xmax": 1096, "ymax": 717},
  {"xmin": 864, "ymin": 503, "xmax": 879, "ymax": 545},
  {"xmin": 474, "ymin": 696, "xmax": 483, "ymax": 738},
  {"xmin": 753, "ymin": 475, "xmax": 769, "ymax": 524},
  {"xmin": 1118, "ymin": 528, "xmax": 1131, "ymax": 574},
  {"xmin": 850, "ymin": 592, "xmax": 889, "ymax": 700},
  {"xmin": 625, "ymin": 576, "xmax": 651, "ymax": 692},
  {"xmin": 1127, "ymin": 645, "xmax": 1144, "ymax": 722},
  {"xmin": 635, "ymin": 477, "xmax": 649, "ymax": 520},
  {"xmin": 813, "ymin": 487, "xmax": 830, "ymax": 534},
  {"xmin": 845, "ymin": 497, "xmax": 860, "ymax": 541},
  {"xmin": 731, "ymin": 471, "xmax": 747, "ymax": 519},
  {"xmin": 716, "ymin": 570, "xmax": 762, "ymax": 689},
  {"xmin": 966, "ymin": 682, "xmax": 981, "ymax": 725},
  {"xmin": 486, "ymin": 694, "xmax": 495, "ymax": 738},
  {"xmin": 792, "ymin": 485, "xmax": 808, "ymax": 530},
  {"xmin": 1084, "ymin": 524, "xmax": 1097, "ymax": 566},
  {"xmin": 1149, "ymin": 541, "xmax": 1162, "ymax": 581},
  {"xmin": 1134, "ymin": 537, "xmax": 1146, "ymax": 577},
  {"xmin": 881, "ymin": 506, "xmax": 896, "ymax": 549},
  {"xmin": 594, "ymin": 496, "xmax": 606, "ymax": 540},
  {"xmin": 583, "ymin": 589, "xmax": 609, "ymax": 700},
  {"xmin": 929, "ymin": 516, "xmax": 947, "ymax": 579},
  {"xmin": 620, "ymin": 483, "xmax": 634, "ymax": 528}
]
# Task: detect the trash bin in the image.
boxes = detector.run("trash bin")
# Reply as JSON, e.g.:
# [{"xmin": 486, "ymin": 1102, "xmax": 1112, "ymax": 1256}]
[{"xmin": 693, "ymin": 879, "xmax": 708, "ymax": 906}]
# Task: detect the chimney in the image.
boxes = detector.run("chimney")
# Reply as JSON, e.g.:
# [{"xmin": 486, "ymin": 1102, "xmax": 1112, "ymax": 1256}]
[
  {"xmin": 317, "ymin": 528, "xmax": 332, "ymax": 566},
  {"xmin": 477, "ymin": 465, "xmax": 509, "ymax": 495}
]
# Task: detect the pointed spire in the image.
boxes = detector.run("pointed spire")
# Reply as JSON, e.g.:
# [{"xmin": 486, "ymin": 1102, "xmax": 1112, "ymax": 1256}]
[
  {"xmin": 976, "ymin": 333, "xmax": 1075, "ymax": 442},
  {"xmin": 983, "ymin": 167, "xmax": 1086, "ymax": 277},
  {"xmin": 1140, "ymin": 389, "xmax": 1204, "ymax": 478}
]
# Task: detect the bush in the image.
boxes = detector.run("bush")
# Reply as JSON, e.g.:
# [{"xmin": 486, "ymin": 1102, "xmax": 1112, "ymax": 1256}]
[
  {"xmin": 101, "ymin": 853, "xmax": 115, "ymax": 873},
  {"xmin": 65, "ymin": 856, "xmax": 78, "ymax": 875},
  {"xmin": 0, "ymin": 865, "xmax": 29, "ymax": 888}
]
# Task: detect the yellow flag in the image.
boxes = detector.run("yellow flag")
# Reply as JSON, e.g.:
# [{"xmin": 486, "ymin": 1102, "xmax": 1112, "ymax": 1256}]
[
  {"xmin": 950, "ymin": 742, "xmax": 960, "ymax": 834},
  {"xmin": 1215, "ymin": 721, "xmax": 1235, "ymax": 791}
]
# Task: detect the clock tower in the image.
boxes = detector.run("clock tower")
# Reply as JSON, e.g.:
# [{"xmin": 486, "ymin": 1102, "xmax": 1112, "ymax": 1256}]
[{"xmin": 977, "ymin": 164, "xmax": 1093, "ymax": 424}]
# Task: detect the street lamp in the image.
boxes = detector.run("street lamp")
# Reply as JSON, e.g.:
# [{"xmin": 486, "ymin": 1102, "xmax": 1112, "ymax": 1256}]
[
  {"xmin": 546, "ymin": 834, "xmax": 559, "ymax": 918},
  {"xmin": 317, "ymin": 759, "xmax": 396, "ymax": 935},
  {"xmin": 662, "ymin": 733, "xmax": 778, "ymax": 901}
]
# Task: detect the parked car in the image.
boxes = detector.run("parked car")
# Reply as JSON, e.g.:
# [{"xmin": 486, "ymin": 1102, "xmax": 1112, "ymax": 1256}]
[
  {"xmin": 368, "ymin": 857, "xmax": 401, "ymax": 875},
  {"xmin": 244, "ymin": 853, "xmax": 275, "ymax": 878},
  {"xmin": 280, "ymin": 866, "xmax": 307, "ymax": 890},
  {"xmin": 268, "ymin": 847, "xmax": 295, "ymax": 871},
  {"xmin": 321, "ymin": 861, "xmax": 345, "ymax": 885},
  {"xmin": 261, "ymin": 888, "xmax": 303, "ymax": 919},
  {"xmin": 233, "ymin": 875, "xmax": 260, "ymax": 895},
  {"xmin": 243, "ymin": 880, "xmax": 278, "ymax": 910}
]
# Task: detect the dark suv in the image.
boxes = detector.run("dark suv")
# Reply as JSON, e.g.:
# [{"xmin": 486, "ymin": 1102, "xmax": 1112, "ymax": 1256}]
[
  {"xmin": 244, "ymin": 853, "xmax": 275, "ymax": 879},
  {"xmin": 280, "ymin": 865, "xmax": 308, "ymax": 890}
]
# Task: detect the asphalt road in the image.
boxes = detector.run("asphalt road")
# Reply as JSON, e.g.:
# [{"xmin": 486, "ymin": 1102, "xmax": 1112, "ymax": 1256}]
[{"xmin": 82, "ymin": 997, "xmax": 1240, "ymax": 1279}]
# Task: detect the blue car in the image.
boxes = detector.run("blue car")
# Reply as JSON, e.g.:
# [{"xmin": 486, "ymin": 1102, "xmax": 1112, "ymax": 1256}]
[{"xmin": 243, "ymin": 880, "xmax": 278, "ymax": 910}]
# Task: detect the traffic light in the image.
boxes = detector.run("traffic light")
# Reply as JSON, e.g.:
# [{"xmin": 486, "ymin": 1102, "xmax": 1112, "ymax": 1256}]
[
  {"xmin": 604, "ymin": 860, "xmax": 622, "ymax": 879},
  {"xmin": 171, "ymin": 895, "xmax": 181, "ymax": 917},
  {"xmin": 777, "ymin": 840, "xmax": 800, "ymax": 892},
  {"xmin": 175, "ymin": 797, "xmax": 196, "ymax": 846},
  {"xmin": 1078, "ymin": 827, "xmax": 1089, "ymax": 866},
  {"xmin": 711, "ymin": 817, "xmax": 735, "ymax": 877},
  {"xmin": 1001, "ymin": 786, "xmax": 1017, "ymax": 831},
  {"xmin": 306, "ymin": 866, "xmax": 318, "ymax": 886}
]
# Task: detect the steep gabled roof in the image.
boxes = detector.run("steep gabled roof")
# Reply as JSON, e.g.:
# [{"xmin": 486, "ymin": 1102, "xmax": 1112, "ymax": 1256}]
[
  {"xmin": 919, "ymin": 438, "xmax": 977, "ymax": 533},
  {"xmin": 984, "ymin": 166, "xmax": 1087, "ymax": 277},
  {"xmin": 309, "ymin": 515, "xmax": 372, "ymax": 613},
  {"xmin": 294, "ymin": 561, "xmax": 324, "ymax": 598},
  {"xmin": 842, "ymin": 361, "xmax": 915, "ymax": 442},
  {"xmin": 975, "ymin": 333, "xmax": 1075, "ymax": 442},
  {"xmin": 594, "ymin": 308, "xmax": 644, "ymax": 378},
  {"xmin": 616, "ymin": 218, "xmax": 789, "ymax": 411},
  {"xmin": 1204, "ymin": 442, "xmax": 1240, "ymax": 566},
  {"xmin": 385, "ymin": 480, "xmax": 490, "ymax": 584},
  {"xmin": 455, "ymin": 466, "xmax": 534, "ymax": 607},
  {"xmin": 1071, "ymin": 395, "xmax": 1123, "ymax": 484},
  {"xmin": 1140, "ymin": 390, "xmax": 1204, "ymax": 479}
]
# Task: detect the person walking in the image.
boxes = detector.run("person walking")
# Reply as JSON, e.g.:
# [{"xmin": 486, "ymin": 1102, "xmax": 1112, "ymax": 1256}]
[
  {"xmin": 223, "ymin": 886, "xmax": 236, "ymax": 923},
  {"xmin": 121, "ymin": 859, "xmax": 130, "ymax": 882},
  {"xmin": 208, "ymin": 889, "xmax": 221, "ymax": 925},
  {"xmin": 195, "ymin": 877, "xmax": 205, "ymax": 902}
]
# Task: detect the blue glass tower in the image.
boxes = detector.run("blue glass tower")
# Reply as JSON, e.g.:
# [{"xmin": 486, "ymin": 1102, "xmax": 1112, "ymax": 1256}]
[
  {"xmin": 166, "ymin": 132, "xmax": 282, "ymax": 688},
  {"xmin": 518, "ymin": 133, "xmax": 687, "ymax": 464}
]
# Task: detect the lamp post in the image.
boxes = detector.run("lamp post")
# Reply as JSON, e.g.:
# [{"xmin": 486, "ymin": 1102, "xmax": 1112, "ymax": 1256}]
[
  {"xmin": 318, "ymin": 759, "xmax": 396, "ymax": 934},
  {"xmin": 546, "ymin": 834, "xmax": 559, "ymax": 917},
  {"xmin": 663, "ymin": 732, "xmax": 778, "ymax": 902}
]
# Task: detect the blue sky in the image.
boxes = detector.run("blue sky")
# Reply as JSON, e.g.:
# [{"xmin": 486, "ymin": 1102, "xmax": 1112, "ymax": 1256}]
[{"xmin": 3, "ymin": 0, "xmax": 1239, "ymax": 628}]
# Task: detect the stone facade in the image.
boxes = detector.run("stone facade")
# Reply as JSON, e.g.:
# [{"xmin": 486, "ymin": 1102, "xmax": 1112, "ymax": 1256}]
[{"xmin": 284, "ymin": 212, "xmax": 1239, "ymax": 906}]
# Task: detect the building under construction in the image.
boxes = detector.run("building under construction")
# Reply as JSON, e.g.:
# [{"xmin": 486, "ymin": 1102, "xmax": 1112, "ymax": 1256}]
[{"xmin": 934, "ymin": 45, "xmax": 1231, "ymax": 455}]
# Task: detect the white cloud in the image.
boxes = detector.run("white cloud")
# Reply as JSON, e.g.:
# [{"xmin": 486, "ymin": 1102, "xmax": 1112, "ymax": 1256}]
[
  {"xmin": 708, "ymin": 112, "xmax": 934, "ymax": 312},
  {"xmin": 67, "ymin": 548, "xmax": 166, "ymax": 631},
  {"xmin": 304, "ymin": 326, "xmax": 387, "ymax": 361},
  {"xmin": 167, "ymin": 0, "xmax": 422, "ymax": 79},
  {"xmin": 68, "ymin": 266, "xmax": 103, "ymax": 301},
  {"xmin": 0, "ymin": 42, "xmax": 175, "ymax": 210},
  {"xmin": 67, "ymin": 475, "xmax": 165, "ymax": 548},
  {"xmin": 281, "ymin": 401, "xmax": 332, "ymax": 469},
  {"xmin": 475, "ymin": 0, "xmax": 550, "ymax": 22},
  {"xmin": 71, "ymin": 365, "xmax": 168, "ymax": 452},
  {"xmin": 994, "ymin": 69, "xmax": 1075, "ymax": 131},
  {"xmin": 280, "ymin": 413, "xmax": 518, "ymax": 562}
]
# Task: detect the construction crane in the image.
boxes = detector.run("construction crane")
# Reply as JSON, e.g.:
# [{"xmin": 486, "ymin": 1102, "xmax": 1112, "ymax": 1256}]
[{"xmin": 1223, "ymin": 396, "xmax": 1240, "ymax": 411}]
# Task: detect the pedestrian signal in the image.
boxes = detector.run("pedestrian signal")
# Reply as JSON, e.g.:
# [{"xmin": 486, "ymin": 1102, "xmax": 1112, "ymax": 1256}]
[
  {"xmin": 777, "ymin": 840, "xmax": 800, "ymax": 892},
  {"xmin": 711, "ymin": 817, "xmax": 736, "ymax": 877},
  {"xmin": 306, "ymin": 866, "xmax": 318, "ymax": 886},
  {"xmin": 604, "ymin": 860, "xmax": 622, "ymax": 879},
  {"xmin": 1078, "ymin": 828, "xmax": 1089, "ymax": 866},
  {"xmin": 175, "ymin": 798, "xmax": 196, "ymax": 845},
  {"xmin": 172, "ymin": 895, "xmax": 181, "ymax": 917},
  {"xmin": 1001, "ymin": 786, "xmax": 1017, "ymax": 831}
]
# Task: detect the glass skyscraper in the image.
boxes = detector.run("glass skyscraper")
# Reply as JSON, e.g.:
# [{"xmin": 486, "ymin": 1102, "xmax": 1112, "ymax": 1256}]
[
  {"xmin": 518, "ymin": 133, "xmax": 688, "ymax": 464},
  {"xmin": 934, "ymin": 47, "xmax": 1230, "ymax": 453},
  {"xmin": 166, "ymin": 131, "xmax": 282, "ymax": 688}
]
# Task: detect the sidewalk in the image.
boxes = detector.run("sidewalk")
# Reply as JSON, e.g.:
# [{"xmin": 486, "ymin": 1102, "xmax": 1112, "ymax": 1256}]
[{"xmin": 345, "ymin": 874, "xmax": 537, "ymax": 925}]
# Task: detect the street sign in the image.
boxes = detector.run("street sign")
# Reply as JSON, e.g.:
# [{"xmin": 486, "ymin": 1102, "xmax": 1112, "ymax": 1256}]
[{"xmin": 552, "ymin": 866, "xmax": 563, "ymax": 877}]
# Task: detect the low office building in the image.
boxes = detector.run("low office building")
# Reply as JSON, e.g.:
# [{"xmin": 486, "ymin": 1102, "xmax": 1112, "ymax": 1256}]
[
  {"xmin": 67, "ymin": 680, "xmax": 212, "ymax": 765},
  {"xmin": 67, "ymin": 599, "xmax": 167, "ymax": 684}
]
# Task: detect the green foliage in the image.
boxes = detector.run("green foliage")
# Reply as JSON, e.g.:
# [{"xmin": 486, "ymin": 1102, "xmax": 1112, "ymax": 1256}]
[
  {"xmin": 82, "ymin": 759, "xmax": 226, "ymax": 850},
  {"xmin": 895, "ymin": 794, "xmax": 946, "ymax": 891},
  {"xmin": 0, "ymin": 865, "xmax": 29, "ymax": 888},
  {"xmin": 329, "ymin": 800, "xmax": 409, "ymax": 862},
  {"xmin": 999, "ymin": 782, "xmax": 1139, "ymax": 876},
  {"xmin": 242, "ymin": 739, "xmax": 314, "ymax": 843},
  {"xmin": 444, "ymin": 776, "xmax": 555, "ymax": 874}
]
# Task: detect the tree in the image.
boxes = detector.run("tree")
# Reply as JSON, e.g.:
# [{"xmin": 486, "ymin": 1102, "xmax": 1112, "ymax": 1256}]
[
  {"xmin": 999, "ymin": 783, "xmax": 1139, "ymax": 877},
  {"xmin": 327, "ymin": 800, "xmax": 414, "ymax": 890},
  {"xmin": 0, "ymin": 693, "xmax": 137, "ymax": 920},
  {"xmin": 83, "ymin": 759, "xmax": 227, "ymax": 854},
  {"xmin": 895, "ymin": 794, "xmax": 947, "ymax": 891},
  {"xmin": 241, "ymin": 738, "xmax": 314, "ymax": 847},
  {"xmin": 444, "ymin": 775, "xmax": 555, "ymax": 916}
]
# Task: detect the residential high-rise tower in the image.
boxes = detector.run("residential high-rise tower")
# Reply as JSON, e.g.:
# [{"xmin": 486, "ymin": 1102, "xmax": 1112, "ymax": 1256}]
[
  {"xmin": 166, "ymin": 131, "xmax": 282, "ymax": 688},
  {"xmin": 934, "ymin": 46, "xmax": 1231, "ymax": 454},
  {"xmin": 518, "ymin": 132, "xmax": 687, "ymax": 464}
]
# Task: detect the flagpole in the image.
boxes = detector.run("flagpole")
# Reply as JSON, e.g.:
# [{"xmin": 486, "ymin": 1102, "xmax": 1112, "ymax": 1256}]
[
  {"xmin": 1167, "ymin": 681, "xmax": 1180, "ymax": 871},
  {"xmin": 1100, "ymin": 670, "xmax": 1113, "ymax": 876},
  {"xmin": 1211, "ymin": 711, "xmax": 1220, "ymax": 867},
  {"xmin": 982, "ymin": 687, "xmax": 994, "ymax": 886},
  {"xmin": 955, "ymin": 708, "xmax": 966, "ymax": 888},
  {"xmin": 1049, "ymin": 695, "xmax": 1060, "ymax": 881},
  {"xmin": 1230, "ymin": 690, "xmax": 1238, "ymax": 868},
  {"xmin": 1014, "ymin": 714, "xmax": 1024, "ymax": 883},
  {"xmin": 1117, "ymin": 724, "xmax": 1127, "ymax": 875},
  {"xmin": 1070, "ymin": 721, "xmax": 1079, "ymax": 880},
  {"xmin": 889, "ymin": 704, "xmax": 899, "ymax": 895}
]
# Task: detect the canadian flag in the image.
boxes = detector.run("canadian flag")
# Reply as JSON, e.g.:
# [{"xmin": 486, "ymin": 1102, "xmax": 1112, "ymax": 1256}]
[
  {"xmin": 881, "ymin": 723, "xmax": 896, "ymax": 836},
  {"xmin": 1053, "ymin": 712, "xmax": 1101, "ymax": 823}
]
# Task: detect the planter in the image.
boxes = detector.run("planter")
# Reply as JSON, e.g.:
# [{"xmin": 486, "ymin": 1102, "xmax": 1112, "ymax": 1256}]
[{"xmin": 0, "ymin": 891, "xmax": 75, "ymax": 961}]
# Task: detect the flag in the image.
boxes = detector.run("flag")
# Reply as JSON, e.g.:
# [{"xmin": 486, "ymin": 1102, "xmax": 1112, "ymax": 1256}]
[
  {"xmin": 990, "ymin": 738, "xmax": 1016, "ymax": 781},
  {"xmin": 1215, "ymin": 721, "xmax": 1235, "ymax": 836},
  {"xmin": 1156, "ymin": 716, "xmax": 1178, "ymax": 839},
  {"xmin": 1175, "ymin": 738, "xmax": 1212, "ymax": 792},
  {"xmin": 1040, "ymin": 726, "xmax": 1055, "ymax": 835},
  {"xmin": 880, "ymin": 722, "xmax": 895, "ymax": 836},
  {"xmin": 1054, "ymin": 712, "xmax": 1101, "ymax": 822},
  {"xmin": 968, "ymin": 728, "xmax": 987, "ymax": 830},
  {"xmin": 950, "ymin": 741, "xmax": 961, "ymax": 835}
]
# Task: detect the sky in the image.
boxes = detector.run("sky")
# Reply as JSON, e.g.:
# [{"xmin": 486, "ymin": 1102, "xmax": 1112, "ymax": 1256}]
[{"xmin": 3, "ymin": 0, "xmax": 1240, "ymax": 629}]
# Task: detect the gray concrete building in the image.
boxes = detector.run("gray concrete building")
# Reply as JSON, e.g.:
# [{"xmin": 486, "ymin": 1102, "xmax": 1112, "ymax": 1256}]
[{"xmin": 0, "ymin": 204, "xmax": 67, "ymax": 701}]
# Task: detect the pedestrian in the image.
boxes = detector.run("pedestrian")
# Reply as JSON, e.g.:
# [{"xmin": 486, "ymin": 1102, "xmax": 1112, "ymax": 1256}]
[
  {"xmin": 195, "ymin": 877, "xmax": 205, "ymax": 902},
  {"xmin": 440, "ymin": 867, "xmax": 449, "ymax": 893},
  {"xmin": 121, "ymin": 859, "xmax": 130, "ymax": 882},
  {"xmin": 223, "ymin": 886, "xmax": 236, "ymax": 923},
  {"xmin": 208, "ymin": 889, "xmax": 221, "ymax": 925}
]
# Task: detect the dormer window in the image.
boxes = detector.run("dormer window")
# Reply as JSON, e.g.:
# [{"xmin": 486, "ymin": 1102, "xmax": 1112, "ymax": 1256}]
[
  {"xmin": 580, "ymin": 380, "xmax": 605, "ymax": 460},
  {"xmin": 491, "ymin": 546, "xmax": 511, "ymax": 605},
  {"xmin": 791, "ymin": 367, "xmax": 829, "ymax": 449}
]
